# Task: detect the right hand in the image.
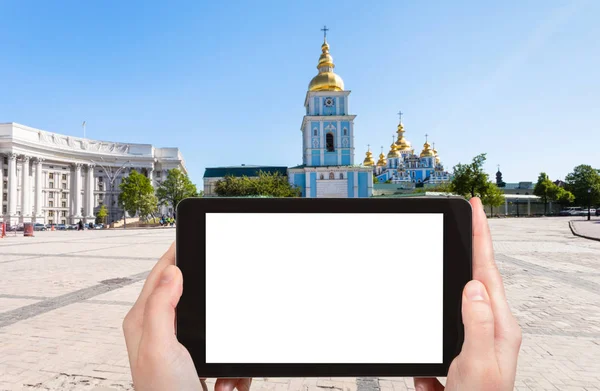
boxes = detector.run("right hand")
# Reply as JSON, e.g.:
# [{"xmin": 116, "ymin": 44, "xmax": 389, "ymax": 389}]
[{"xmin": 415, "ymin": 197, "xmax": 522, "ymax": 390}]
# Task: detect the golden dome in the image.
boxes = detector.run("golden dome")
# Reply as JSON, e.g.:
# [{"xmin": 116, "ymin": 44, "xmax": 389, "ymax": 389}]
[
  {"xmin": 377, "ymin": 152, "xmax": 387, "ymax": 166},
  {"xmin": 420, "ymin": 141, "xmax": 435, "ymax": 157},
  {"xmin": 308, "ymin": 40, "xmax": 345, "ymax": 92},
  {"xmin": 388, "ymin": 141, "xmax": 401, "ymax": 158},
  {"xmin": 395, "ymin": 123, "xmax": 412, "ymax": 151},
  {"xmin": 363, "ymin": 149, "xmax": 375, "ymax": 166}
]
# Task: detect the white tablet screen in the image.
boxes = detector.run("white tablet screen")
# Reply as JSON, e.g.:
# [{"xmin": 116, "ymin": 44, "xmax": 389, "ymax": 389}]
[{"xmin": 205, "ymin": 213, "xmax": 443, "ymax": 364}]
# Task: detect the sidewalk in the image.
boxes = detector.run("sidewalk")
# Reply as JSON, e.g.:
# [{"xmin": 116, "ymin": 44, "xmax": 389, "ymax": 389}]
[{"xmin": 570, "ymin": 216, "xmax": 600, "ymax": 241}]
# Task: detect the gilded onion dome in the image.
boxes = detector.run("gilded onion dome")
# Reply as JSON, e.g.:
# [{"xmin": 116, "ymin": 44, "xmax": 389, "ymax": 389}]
[
  {"xmin": 308, "ymin": 39, "xmax": 345, "ymax": 92},
  {"xmin": 433, "ymin": 143, "xmax": 440, "ymax": 164},
  {"xmin": 388, "ymin": 139, "xmax": 401, "ymax": 158},
  {"xmin": 377, "ymin": 151, "xmax": 387, "ymax": 167},
  {"xmin": 363, "ymin": 148, "xmax": 375, "ymax": 166},
  {"xmin": 395, "ymin": 122, "xmax": 412, "ymax": 151},
  {"xmin": 420, "ymin": 139, "xmax": 435, "ymax": 157}
]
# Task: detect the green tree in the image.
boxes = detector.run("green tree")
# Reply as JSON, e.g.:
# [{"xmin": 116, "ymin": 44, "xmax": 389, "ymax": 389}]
[
  {"xmin": 138, "ymin": 193, "xmax": 159, "ymax": 220},
  {"xmin": 215, "ymin": 171, "xmax": 301, "ymax": 197},
  {"xmin": 96, "ymin": 204, "xmax": 108, "ymax": 224},
  {"xmin": 118, "ymin": 170, "xmax": 156, "ymax": 218},
  {"xmin": 550, "ymin": 186, "xmax": 575, "ymax": 205},
  {"xmin": 450, "ymin": 153, "xmax": 489, "ymax": 198},
  {"xmin": 156, "ymin": 168, "xmax": 198, "ymax": 211},
  {"xmin": 481, "ymin": 182, "xmax": 505, "ymax": 216},
  {"xmin": 534, "ymin": 172, "xmax": 554, "ymax": 215},
  {"xmin": 373, "ymin": 176, "xmax": 379, "ymax": 184},
  {"xmin": 565, "ymin": 165, "xmax": 600, "ymax": 206}
]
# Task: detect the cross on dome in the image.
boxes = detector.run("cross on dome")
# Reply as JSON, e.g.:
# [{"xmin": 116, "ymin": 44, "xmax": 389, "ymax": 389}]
[
  {"xmin": 397, "ymin": 111, "xmax": 403, "ymax": 123},
  {"xmin": 321, "ymin": 25, "xmax": 329, "ymax": 41}
]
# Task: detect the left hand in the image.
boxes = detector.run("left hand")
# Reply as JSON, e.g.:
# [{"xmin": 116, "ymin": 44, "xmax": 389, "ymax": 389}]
[{"xmin": 123, "ymin": 242, "xmax": 252, "ymax": 391}]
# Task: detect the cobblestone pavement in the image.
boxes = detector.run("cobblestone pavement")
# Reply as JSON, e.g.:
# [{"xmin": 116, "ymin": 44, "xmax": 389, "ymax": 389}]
[{"xmin": 0, "ymin": 218, "xmax": 599, "ymax": 390}]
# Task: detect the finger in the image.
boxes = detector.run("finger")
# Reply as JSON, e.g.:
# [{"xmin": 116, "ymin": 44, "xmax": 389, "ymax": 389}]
[
  {"xmin": 460, "ymin": 280, "xmax": 496, "ymax": 361},
  {"xmin": 139, "ymin": 265, "xmax": 183, "ymax": 350},
  {"xmin": 126, "ymin": 241, "xmax": 176, "ymax": 327},
  {"xmin": 215, "ymin": 378, "xmax": 252, "ymax": 391},
  {"xmin": 470, "ymin": 198, "xmax": 522, "ymax": 357},
  {"xmin": 413, "ymin": 377, "xmax": 444, "ymax": 391}
]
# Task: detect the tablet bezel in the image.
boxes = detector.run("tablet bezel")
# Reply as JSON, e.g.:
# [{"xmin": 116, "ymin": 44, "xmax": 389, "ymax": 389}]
[{"xmin": 176, "ymin": 197, "xmax": 472, "ymax": 377}]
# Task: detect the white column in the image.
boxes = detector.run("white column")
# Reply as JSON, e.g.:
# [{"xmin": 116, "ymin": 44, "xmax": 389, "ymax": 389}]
[
  {"xmin": 86, "ymin": 164, "xmax": 95, "ymax": 219},
  {"xmin": 148, "ymin": 166, "xmax": 154, "ymax": 189},
  {"xmin": 72, "ymin": 163, "xmax": 83, "ymax": 218},
  {"xmin": 34, "ymin": 158, "xmax": 44, "ymax": 220},
  {"xmin": 337, "ymin": 120, "xmax": 342, "ymax": 164},
  {"xmin": 527, "ymin": 199, "xmax": 531, "ymax": 216},
  {"xmin": 305, "ymin": 171, "xmax": 311, "ymax": 198},
  {"xmin": 354, "ymin": 171, "xmax": 358, "ymax": 198},
  {"xmin": 21, "ymin": 156, "xmax": 32, "ymax": 221},
  {"xmin": 320, "ymin": 122, "xmax": 324, "ymax": 164},
  {"xmin": 505, "ymin": 198, "xmax": 508, "ymax": 215}
]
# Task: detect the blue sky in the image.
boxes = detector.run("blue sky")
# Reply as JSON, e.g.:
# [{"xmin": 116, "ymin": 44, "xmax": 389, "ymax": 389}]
[{"xmin": 1, "ymin": 1, "xmax": 598, "ymax": 187}]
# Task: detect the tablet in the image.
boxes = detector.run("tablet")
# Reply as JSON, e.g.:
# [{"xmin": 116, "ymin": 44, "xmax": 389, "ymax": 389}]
[{"xmin": 176, "ymin": 197, "xmax": 472, "ymax": 378}]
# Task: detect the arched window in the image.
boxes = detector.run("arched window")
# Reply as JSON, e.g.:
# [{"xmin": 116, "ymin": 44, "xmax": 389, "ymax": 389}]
[
  {"xmin": 326, "ymin": 133, "xmax": 335, "ymax": 152},
  {"xmin": 343, "ymin": 128, "xmax": 348, "ymax": 136},
  {"xmin": 339, "ymin": 173, "xmax": 344, "ymax": 179},
  {"xmin": 320, "ymin": 174, "xmax": 324, "ymax": 180},
  {"xmin": 329, "ymin": 172, "xmax": 334, "ymax": 180},
  {"xmin": 313, "ymin": 128, "xmax": 318, "ymax": 136}
]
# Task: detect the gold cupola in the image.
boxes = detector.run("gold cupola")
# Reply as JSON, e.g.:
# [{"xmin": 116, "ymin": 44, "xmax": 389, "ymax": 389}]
[
  {"xmin": 387, "ymin": 136, "xmax": 401, "ymax": 158},
  {"xmin": 395, "ymin": 122, "xmax": 412, "ymax": 151},
  {"xmin": 308, "ymin": 37, "xmax": 345, "ymax": 92},
  {"xmin": 433, "ymin": 142, "xmax": 440, "ymax": 165},
  {"xmin": 420, "ymin": 136, "xmax": 435, "ymax": 157},
  {"xmin": 363, "ymin": 147, "xmax": 375, "ymax": 166},
  {"xmin": 377, "ymin": 147, "xmax": 387, "ymax": 166}
]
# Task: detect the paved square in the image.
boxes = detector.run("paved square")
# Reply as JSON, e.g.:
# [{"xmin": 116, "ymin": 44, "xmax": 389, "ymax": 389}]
[{"xmin": 0, "ymin": 218, "xmax": 599, "ymax": 390}]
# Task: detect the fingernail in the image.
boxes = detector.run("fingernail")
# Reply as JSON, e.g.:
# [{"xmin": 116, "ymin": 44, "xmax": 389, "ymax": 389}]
[
  {"xmin": 465, "ymin": 281, "xmax": 486, "ymax": 301},
  {"xmin": 160, "ymin": 265, "xmax": 176, "ymax": 284}
]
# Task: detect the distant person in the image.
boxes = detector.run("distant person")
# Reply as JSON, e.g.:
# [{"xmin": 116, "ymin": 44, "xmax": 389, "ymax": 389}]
[
  {"xmin": 123, "ymin": 198, "xmax": 522, "ymax": 391},
  {"xmin": 78, "ymin": 220, "xmax": 84, "ymax": 231}
]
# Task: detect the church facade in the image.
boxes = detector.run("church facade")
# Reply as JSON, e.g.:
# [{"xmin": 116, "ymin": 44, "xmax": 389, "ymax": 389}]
[{"xmin": 287, "ymin": 34, "xmax": 373, "ymax": 198}]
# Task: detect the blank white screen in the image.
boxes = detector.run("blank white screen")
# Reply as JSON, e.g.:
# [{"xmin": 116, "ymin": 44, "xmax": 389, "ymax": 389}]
[{"xmin": 205, "ymin": 213, "xmax": 443, "ymax": 364}]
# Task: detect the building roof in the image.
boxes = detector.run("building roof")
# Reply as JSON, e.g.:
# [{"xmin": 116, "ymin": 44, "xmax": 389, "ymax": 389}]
[{"xmin": 203, "ymin": 165, "xmax": 288, "ymax": 178}]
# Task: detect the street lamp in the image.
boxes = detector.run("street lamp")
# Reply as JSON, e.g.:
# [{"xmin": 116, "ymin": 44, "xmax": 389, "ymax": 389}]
[
  {"xmin": 588, "ymin": 188, "xmax": 592, "ymax": 221},
  {"xmin": 91, "ymin": 158, "xmax": 131, "ymax": 228}
]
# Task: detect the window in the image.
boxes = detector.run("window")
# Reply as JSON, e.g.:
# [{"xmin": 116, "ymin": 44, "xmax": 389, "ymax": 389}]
[
  {"xmin": 49, "ymin": 201, "xmax": 54, "ymax": 207},
  {"xmin": 3, "ymin": 182, "xmax": 6, "ymax": 189},
  {"xmin": 49, "ymin": 192, "xmax": 54, "ymax": 199},
  {"xmin": 99, "ymin": 183, "xmax": 104, "ymax": 191},
  {"xmin": 61, "ymin": 220, "xmax": 66, "ymax": 225},
  {"xmin": 98, "ymin": 176, "xmax": 103, "ymax": 182},
  {"xmin": 49, "ymin": 173, "xmax": 54, "ymax": 179},
  {"xmin": 339, "ymin": 173, "xmax": 344, "ymax": 179},
  {"xmin": 3, "ymin": 157, "xmax": 7, "ymax": 165},
  {"xmin": 320, "ymin": 174, "xmax": 324, "ymax": 180},
  {"xmin": 48, "ymin": 219, "xmax": 53, "ymax": 225},
  {"xmin": 48, "ymin": 211, "xmax": 54, "ymax": 217},
  {"xmin": 329, "ymin": 172, "xmax": 334, "ymax": 180},
  {"xmin": 62, "ymin": 183, "xmax": 67, "ymax": 189},
  {"xmin": 3, "ymin": 169, "xmax": 7, "ymax": 177},
  {"xmin": 61, "ymin": 201, "xmax": 66, "ymax": 208},
  {"xmin": 49, "ymin": 182, "xmax": 54, "ymax": 189},
  {"xmin": 313, "ymin": 128, "xmax": 318, "ymax": 136},
  {"xmin": 62, "ymin": 193, "xmax": 67, "ymax": 199},
  {"xmin": 2, "ymin": 205, "xmax": 6, "ymax": 214},
  {"xmin": 61, "ymin": 211, "xmax": 66, "ymax": 217},
  {"xmin": 343, "ymin": 128, "xmax": 348, "ymax": 136},
  {"xmin": 326, "ymin": 133, "xmax": 335, "ymax": 152},
  {"xmin": 2, "ymin": 192, "xmax": 6, "ymax": 200},
  {"xmin": 62, "ymin": 174, "xmax": 67, "ymax": 180}
]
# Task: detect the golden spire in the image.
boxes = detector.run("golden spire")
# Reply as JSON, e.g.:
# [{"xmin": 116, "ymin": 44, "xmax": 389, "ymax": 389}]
[
  {"xmin": 308, "ymin": 26, "xmax": 345, "ymax": 92},
  {"xmin": 420, "ymin": 134, "xmax": 435, "ymax": 157},
  {"xmin": 394, "ymin": 112, "xmax": 412, "ymax": 151},
  {"xmin": 363, "ymin": 145, "xmax": 375, "ymax": 166},
  {"xmin": 377, "ymin": 146, "xmax": 387, "ymax": 166},
  {"xmin": 388, "ymin": 135, "xmax": 401, "ymax": 158}
]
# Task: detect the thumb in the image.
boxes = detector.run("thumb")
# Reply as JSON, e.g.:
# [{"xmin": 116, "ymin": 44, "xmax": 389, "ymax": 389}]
[
  {"xmin": 460, "ymin": 280, "xmax": 495, "ymax": 360},
  {"xmin": 141, "ymin": 265, "xmax": 183, "ymax": 344}
]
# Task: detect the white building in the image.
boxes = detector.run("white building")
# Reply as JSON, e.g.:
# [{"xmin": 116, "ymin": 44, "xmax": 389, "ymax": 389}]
[{"xmin": 0, "ymin": 123, "xmax": 187, "ymax": 226}]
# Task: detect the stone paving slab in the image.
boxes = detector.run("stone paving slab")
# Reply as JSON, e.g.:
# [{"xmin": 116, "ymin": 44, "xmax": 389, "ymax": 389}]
[
  {"xmin": 0, "ymin": 219, "xmax": 599, "ymax": 390},
  {"xmin": 571, "ymin": 217, "xmax": 600, "ymax": 241}
]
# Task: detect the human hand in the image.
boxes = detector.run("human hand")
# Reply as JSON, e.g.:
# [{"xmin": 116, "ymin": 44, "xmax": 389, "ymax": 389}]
[
  {"xmin": 123, "ymin": 242, "xmax": 252, "ymax": 391},
  {"xmin": 414, "ymin": 197, "xmax": 522, "ymax": 391}
]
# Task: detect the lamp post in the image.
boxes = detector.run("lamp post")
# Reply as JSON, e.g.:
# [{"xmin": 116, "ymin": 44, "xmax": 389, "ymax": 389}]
[
  {"xmin": 588, "ymin": 188, "xmax": 592, "ymax": 221},
  {"xmin": 91, "ymin": 158, "xmax": 131, "ymax": 228}
]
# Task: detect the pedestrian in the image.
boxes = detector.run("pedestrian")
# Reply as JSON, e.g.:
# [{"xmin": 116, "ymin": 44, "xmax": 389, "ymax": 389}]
[{"xmin": 78, "ymin": 220, "xmax": 84, "ymax": 231}]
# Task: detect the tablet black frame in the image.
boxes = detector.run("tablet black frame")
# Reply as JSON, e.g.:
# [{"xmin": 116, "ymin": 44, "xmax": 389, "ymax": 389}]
[{"xmin": 176, "ymin": 197, "xmax": 472, "ymax": 378}]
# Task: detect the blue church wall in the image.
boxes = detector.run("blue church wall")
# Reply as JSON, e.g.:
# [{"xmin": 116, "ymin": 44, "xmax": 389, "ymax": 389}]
[
  {"xmin": 323, "ymin": 102, "xmax": 335, "ymax": 116},
  {"xmin": 358, "ymin": 173, "xmax": 368, "ymax": 197},
  {"xmin": 310, "ymin": 173, "xmax": 316, "ymax": 198},
  {"xmin": 341, "ymin": 121, "xmax": 349, "ymax": 136},
  {"xmin": 339, "ymin": 97, "xmax": 345, "ymax": 115},
  {"xmin": 311, "ymin": 122, "xmax": 319, "ymax": 137},
  {"xmin": 313, "ymin": 98, "xmax": 319, "ymax": 115},
  {"xmin": 294, "ymin": 173, "xmax": 306, "ymax": 197},
  {"xmin": 341, "ymin": 150, "xmax": 350, "ymax": 165},
  {"xmin": 377, "ymin": 173, "xmax": 387, "ymax": 183},
  {"xmin": 311, "ymin": 150, "xmax": 320, "ymax": 166},
  {"xmin": 324, "ymin": 153, "xmax": 338, "ymax": 166},
  {"xmin": 347, "ymin": 171, "xmax": 354, "ymax": 197}
]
